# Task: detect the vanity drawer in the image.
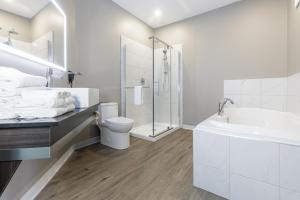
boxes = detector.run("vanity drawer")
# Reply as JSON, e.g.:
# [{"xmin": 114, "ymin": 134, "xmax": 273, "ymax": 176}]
[{"xmin": 0, "ymin": 128, "xmax": 50, "ymax": 149}]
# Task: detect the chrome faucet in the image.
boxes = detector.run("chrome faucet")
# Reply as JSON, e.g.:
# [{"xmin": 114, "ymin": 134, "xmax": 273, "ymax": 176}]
[
  {"xmin": 218, "ymin": 98, "xmax": 234, "ymax": 116},
  {"xmin": 46, "ymin": 67, "xmax": 53, "ymax": 87}
]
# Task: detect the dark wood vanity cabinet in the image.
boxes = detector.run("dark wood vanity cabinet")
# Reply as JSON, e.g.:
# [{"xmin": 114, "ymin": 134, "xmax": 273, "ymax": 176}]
[{"xmin": 0, "ymin": 104, "xmax": 98, "ymax": 196}]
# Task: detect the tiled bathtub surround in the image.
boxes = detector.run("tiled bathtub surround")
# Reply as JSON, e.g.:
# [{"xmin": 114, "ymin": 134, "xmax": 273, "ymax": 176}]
[
  {"xmin": 287, "ymin": 73, "xmax": 300, "ymax": 116},
  {"xmin": 194, "ymin": 130, "xmax": 300, "ymax": 200},
  {"xmin": 224, "ymin": 73, "xmax": 300, "ymax": 115},
  {"xmin": 224, "ymin": 78, "xmax": 287, "ymax": 112}
]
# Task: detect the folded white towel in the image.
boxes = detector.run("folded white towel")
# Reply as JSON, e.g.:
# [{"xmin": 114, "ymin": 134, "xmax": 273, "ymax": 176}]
[
  {"xmin": 21, "ymin": 89, "xmax": 71, "ymax": 101},
  {"xmin": 0, "ymin": 88, "xmax": 21, "ymax": 97},
  {"xmin": 0, "ymin": 67, "xmax": 47, "ymax": 88},
  {"xmin": 16, "ymin": 97, "xmax": 75, "ymax": 109},
  {"xmin": 0, "ymin": 108, "xmax": 18, "ymax": 120},
  {"xmin": 0, "ymin": 96, "xmax": 21, "ymax": 108},
  {"xmin": 16, "ymin": 104, "xmax": 76, "ymax": 119},
  {"xmin": 0, "ymin": 87, "xmax": 46, "ymax": 97}
]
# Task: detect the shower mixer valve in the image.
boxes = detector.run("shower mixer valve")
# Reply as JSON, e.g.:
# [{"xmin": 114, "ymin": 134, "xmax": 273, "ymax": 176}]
[{"xmin": 140, "ymin": 78, "xmax": 145, "ymax": 85}]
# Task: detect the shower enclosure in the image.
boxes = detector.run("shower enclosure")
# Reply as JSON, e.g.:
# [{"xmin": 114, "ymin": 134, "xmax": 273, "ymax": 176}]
[{"xmin": 121, "ymin": 36, "xmax": 182, "ymax": 141}]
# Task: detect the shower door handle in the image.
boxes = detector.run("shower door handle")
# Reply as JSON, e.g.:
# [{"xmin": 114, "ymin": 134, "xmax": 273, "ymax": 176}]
[{"xmin": 155, "ymin": 80, "xmax": 160, "ymax": 96}]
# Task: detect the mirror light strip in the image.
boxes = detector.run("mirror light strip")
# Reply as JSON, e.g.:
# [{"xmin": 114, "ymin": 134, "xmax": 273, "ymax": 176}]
[
  {"xmin": 0, "ymin": 0, "xmax": 67, "ymax": 72},
  {"xmin": 51, "ymin": 0, "xmax": 67, "ymax": 68}
]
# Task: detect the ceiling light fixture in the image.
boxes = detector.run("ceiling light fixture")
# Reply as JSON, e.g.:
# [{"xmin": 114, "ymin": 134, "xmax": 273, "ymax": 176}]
[{"xmin": 154, "ymin": 9, "xmax": 162, "ymax": 17}]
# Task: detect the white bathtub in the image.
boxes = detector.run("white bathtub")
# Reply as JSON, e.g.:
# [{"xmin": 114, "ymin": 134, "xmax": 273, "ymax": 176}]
[{"xmin": 193, "ymin": 108, "xmax": 300, "ymax": 200}]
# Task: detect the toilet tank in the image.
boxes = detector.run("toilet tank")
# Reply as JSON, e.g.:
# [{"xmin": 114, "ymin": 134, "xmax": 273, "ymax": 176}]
[{"xmin": 100, "ymin": 102, "xmax": 118, "ymax": 120}]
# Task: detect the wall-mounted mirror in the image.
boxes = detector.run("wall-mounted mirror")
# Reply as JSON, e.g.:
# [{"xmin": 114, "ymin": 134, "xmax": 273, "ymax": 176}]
[{"xmin": 0, "ymin": 0, "xmax": 66, "ymax": 71}]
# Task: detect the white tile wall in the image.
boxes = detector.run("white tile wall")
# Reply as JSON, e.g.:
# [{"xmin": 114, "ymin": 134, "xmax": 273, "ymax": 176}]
[
  {"xmin": 194, "ymin": 129, "xmax": 300, "ymax": 200},
  {"xmin": 280, "ymin": 144, "xmax": 300, "ymax": 193},
  {"xmin": 287, "ymin": 73, "xmax": 300, "ymax": 96},
  {"xmin": 280, "ymin": 188, "xmax": 300, "ymax": 200},
  {"xmin": 230, "ymin": 174, "xmax": 279, "ymax": 200},
  {"xmin": 230, "ymin": 137, "xmax": 279, "ymax": 185},
  {"xmin": 262, "ymin": 78, "xmax": 287, "ymax": 96},
  {"xmin": 194, "ymin": 164, "xmax": 230, "ymax": 199},
  {"xmin": 224, "ymin": 72, "xmax": 300, "ymax": 115},
  {"xmin": 194, "ymin": 132, "xmax": 229, "ymax": 169},
  {"xmin": 287, "ymin": 96, "xmax": 300, "ymax": 115},
  {"xmin": 224, "ymin": 80, "xmax": 243, "ymax": 94},
  {"xmin": 241, "ymin": 79, "xmax": 261, "ymax": 95},
  {"xmin": 262, "ymin": 95, "xmax": 286, "ymax": 112},
  {"xmin": 224, "ymin": 77, "xmax": 287, "ymax": 112},
  {"xmin": 193, "ymin": 131, "xmax": 230, "ymax": 199},
  {"xmin": 123, "ymin": 37, "xmax": 153, "ymax": 127}
]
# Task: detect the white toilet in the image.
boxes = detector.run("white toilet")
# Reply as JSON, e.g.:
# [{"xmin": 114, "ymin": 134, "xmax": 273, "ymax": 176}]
[{"xmin": 99, "ymin": 103, "xmax": 134, "ymax": 149}]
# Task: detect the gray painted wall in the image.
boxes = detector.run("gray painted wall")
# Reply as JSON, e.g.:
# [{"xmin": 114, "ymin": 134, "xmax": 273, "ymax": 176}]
[
  {"xmin": 0, "ymin": 10, "xmax": 31, "ymax": 42},
  {"xmin": 288, "ymin": 0, "xmax": 300, "ymax": 75},
  {"xmin": 72, "ymin": 0, "xmax": 154, "ymax": 104},
  {"xmin": 31, "ymin": 3, "xmax": 65, "ymax": 66},
  {"xmin": 155, "ymin": 0, "xmax": 288, "ymax": 125},
  {"xmin": 53, "ymin": 0, "xmax": 78, "ymax": 87}
]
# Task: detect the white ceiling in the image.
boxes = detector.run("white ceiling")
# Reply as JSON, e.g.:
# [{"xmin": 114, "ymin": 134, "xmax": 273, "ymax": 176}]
[
  {"xmin": 112, "ymin": 0, "xmax": 241, "ymax": 28},
  {"xmin": 0, "ymin": 0, "xmax": 50, "ymax": 19}
]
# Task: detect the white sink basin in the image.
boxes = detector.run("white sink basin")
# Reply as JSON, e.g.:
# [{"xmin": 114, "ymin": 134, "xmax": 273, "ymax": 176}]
[{"xmin": 51, "ymin": 88, "xmax": 99, "ymax": 108}]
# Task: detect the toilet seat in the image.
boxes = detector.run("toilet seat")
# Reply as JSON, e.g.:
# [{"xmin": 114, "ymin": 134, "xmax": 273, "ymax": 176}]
[
  {"xmin": 105, "ymin": 117, "xmax": 134, "ymax": 125},
  {"xmin": 102, "ymin": 117, "xmax": 134, "ymax": 133}
]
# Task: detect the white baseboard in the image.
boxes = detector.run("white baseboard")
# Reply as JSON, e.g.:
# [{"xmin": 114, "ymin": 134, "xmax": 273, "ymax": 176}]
[
  {"xmin": 182, "ymin": 124, "xmax": 196, "ymax": 131},
  {"xmin": 20, "ymin": 138, "xmax": 100, "ymax": 200}
]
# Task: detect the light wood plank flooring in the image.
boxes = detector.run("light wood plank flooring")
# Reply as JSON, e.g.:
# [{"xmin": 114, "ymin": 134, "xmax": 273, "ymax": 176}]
[{"xmin": 36, "ymin": 129, "xmax": 226, "ymax": 200}]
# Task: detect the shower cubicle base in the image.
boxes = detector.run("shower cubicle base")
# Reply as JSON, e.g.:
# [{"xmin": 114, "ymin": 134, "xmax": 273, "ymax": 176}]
[{"xmin": 130, "ymin": 123, "xmax": 180, "ymax": 142}]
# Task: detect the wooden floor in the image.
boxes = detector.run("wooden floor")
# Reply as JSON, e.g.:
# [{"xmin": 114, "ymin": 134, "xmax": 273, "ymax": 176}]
[{"xmin": 37, "ymin": 129, "xmax": 225, "ymax": 200}]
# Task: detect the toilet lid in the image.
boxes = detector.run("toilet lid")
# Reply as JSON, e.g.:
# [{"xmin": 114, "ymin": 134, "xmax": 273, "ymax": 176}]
[{"xmin": 105, "ymin": 117, "xmax": 134, "ymax": 125}]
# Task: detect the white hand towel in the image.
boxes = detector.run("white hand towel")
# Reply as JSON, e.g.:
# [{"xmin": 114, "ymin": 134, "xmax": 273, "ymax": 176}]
[
  {"xmin": 0, "ymin": 88, "xmax": 21, "ymax": 97},
  {"xmin": 0, "ymin": 108, "xmax": 18, "ymax": 120},
  {"xmin": 134, "ymin": 86, "xmax": 143, "ymax": 106},
  {"xmin": 21, "ymin": 89, "xmax": 71, "ymax": 101},
  {"xmin": 0, "ymin": 87, "xmax": 46, "ymax": 97},
  {"xmin": 16, "ymin": 104, "xmax": 76, "ymax": 119},
  {"xmin": 0, "ymin": 96, "xmax": 21, "ymax": 108},
  {"xmin": 16, "ymin": 97, "xmax": 75, "ymax": 108},
  {"xmin": 0, "ymin": 67, "xmax": 47, "ymax": 88}
]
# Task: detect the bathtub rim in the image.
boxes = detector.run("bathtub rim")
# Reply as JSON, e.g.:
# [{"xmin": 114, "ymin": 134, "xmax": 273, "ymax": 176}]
[{"xmin": 195, "ymin": 108, "xmax": 300, "ymax": 147}]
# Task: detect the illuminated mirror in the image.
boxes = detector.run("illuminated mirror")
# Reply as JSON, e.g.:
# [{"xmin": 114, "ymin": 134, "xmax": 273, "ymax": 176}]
[{"xmin": 0, "ymin": 0, "xmax": 67, "ymax": 71}]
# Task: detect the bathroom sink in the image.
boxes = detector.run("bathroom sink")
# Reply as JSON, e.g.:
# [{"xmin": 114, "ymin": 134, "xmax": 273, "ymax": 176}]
[{"xmin": 51, "ymin": 88, "xmax": 100, "ymax": 108}]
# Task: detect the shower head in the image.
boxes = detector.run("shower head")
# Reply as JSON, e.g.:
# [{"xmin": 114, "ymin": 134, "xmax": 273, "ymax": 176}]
[{"xmin": 163, "ymin": 47, "xmax": 168, "ymax": 61}]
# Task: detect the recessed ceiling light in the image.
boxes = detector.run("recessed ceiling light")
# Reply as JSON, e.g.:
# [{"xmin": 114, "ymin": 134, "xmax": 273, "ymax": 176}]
[{"xmin": 154, "ymin": 9, "xmax": 162, "ymax": 17}]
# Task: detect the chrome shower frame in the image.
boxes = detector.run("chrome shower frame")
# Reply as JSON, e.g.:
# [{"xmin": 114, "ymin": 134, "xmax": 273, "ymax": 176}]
[{"xmin": 120, "ymin": 35, "xmax": 183, "ymax": 139}]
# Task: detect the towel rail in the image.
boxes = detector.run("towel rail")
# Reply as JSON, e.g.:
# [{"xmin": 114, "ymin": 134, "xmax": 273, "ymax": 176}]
[{"xmin": 125, "ymin": 86, "xmax": 150, "ymax": 89}]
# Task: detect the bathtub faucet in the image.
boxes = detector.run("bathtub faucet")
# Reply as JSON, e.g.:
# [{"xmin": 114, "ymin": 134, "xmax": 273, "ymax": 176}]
[{"xmin": 218, "ymin": 98, "xmax": 234, "ymax": 116}]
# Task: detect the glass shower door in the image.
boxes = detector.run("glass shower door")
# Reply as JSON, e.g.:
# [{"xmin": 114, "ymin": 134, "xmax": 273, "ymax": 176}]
[
  {"xmin": 152, "ymin": 42, "xmax": 172, "ymax": 137},
  {"xmin": 170, "ymin": 48, "xmax": 181, "ymax": 128}
]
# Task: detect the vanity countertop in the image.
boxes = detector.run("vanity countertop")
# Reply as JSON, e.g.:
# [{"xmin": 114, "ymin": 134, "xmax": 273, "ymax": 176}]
[
  {"xmin": 0, "ymin": 105, "xmax": 99, "ymax": 129},
  {"xmin": 0, "ymin": 104, "xmax": 99, "ymax": 161}
]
